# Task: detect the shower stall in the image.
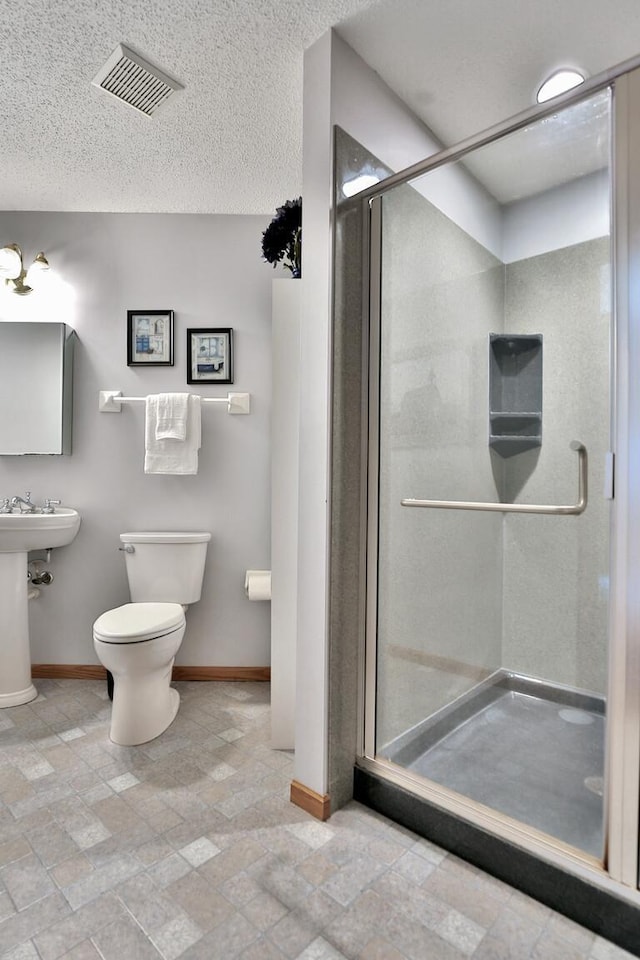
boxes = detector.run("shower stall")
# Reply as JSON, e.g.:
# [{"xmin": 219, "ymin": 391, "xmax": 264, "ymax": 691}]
[{"xmin": 341, "ymin": 57, "xmax": 640, "ymax": 943}]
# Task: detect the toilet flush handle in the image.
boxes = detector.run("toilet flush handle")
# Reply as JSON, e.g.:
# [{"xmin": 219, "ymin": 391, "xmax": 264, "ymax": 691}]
[{"xmin": 118, "ymin": 544, "xmax": 135, "ymax": 553}]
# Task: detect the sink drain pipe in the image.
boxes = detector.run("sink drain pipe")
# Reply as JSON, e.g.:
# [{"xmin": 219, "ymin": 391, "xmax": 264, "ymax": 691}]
[{"xmin": 26, "ymin": 559, "xmax": 54, "ymax": 596}]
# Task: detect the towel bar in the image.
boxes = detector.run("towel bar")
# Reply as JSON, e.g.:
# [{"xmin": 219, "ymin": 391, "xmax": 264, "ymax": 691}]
[{"xmin": 98, "ymin": 390, "xmax": 250, "ymax": 415}]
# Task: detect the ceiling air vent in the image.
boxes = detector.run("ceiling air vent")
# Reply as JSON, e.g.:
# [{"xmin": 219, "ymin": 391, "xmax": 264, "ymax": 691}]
[{"xmin": 92, "ymin": 44, "xmax": 183, "ymax": 117}]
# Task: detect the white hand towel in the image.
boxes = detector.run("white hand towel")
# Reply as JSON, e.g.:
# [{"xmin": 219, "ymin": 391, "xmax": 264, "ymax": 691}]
[
  {"xmin": 155, "ymin": 392, "xmax": 189, "ymax": 440},
  {"xmin": 144, "ymin": 394, "xmax": 201, "ymax": 474}
]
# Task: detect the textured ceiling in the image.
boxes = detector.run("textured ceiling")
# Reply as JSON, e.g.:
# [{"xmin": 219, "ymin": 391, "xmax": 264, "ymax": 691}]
[
  {"xmin": 0, "ymin": 0, "xmax": 377, "ymax": 214},
  {"xmin": 2, "ymin": 0, "xmax": 640, "ymax": 214}
]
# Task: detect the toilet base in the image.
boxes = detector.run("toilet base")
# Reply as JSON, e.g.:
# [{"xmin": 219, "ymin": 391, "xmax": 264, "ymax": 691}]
[
  {"xmin": 109, "ymin": 666, "xmax": 180, "ymax": 746},
  {"xmin": 94, "ymin": 622, "xmax": 185, "ymax": 747}
]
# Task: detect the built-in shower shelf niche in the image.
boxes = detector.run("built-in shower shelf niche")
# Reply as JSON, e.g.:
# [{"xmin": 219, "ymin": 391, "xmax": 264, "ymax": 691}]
[{"xmin": 489, "ymin": 334, "xmax": 542, "ymax": 458}]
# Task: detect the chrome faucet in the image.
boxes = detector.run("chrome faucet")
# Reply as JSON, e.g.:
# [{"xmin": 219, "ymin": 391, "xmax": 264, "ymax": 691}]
[
  {"xmin": 0, "ymin": 498, "xmax": 11, "ymax": 513},
  {"xmin": 11, "ymin": 491, "xmax": 35, "ymax": 513}
]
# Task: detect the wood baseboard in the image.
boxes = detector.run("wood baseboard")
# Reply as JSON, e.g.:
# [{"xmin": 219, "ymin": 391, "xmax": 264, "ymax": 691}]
[
  {"xmin": 31, "ymin": 664, "xmax": 107, "ymax": 680},
  {"xmin": 31, "ymin": 664, "xmax": 270, "ymax": 682},
  {"xmin": 172, "ymin": 666, "xmax": 270, "ymax": 681},
  {"xmin": 290, "ymin": 779, "xmax": 331, "ymax": 821}
]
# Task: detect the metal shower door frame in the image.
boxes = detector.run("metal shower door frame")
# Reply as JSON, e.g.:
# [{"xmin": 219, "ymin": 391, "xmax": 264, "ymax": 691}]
[
  {"xmin": 606, "ymin": 64, "xmax": 640, "ymax": 889},
  {"xmin": 359, "ymin": 58, "xmax": 640, "ymax": 893}
]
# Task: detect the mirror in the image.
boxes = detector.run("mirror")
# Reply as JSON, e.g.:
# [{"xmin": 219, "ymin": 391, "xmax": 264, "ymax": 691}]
[{"xmin": 0, "ymin": 322, "xmax": 76, "ymax": 454}]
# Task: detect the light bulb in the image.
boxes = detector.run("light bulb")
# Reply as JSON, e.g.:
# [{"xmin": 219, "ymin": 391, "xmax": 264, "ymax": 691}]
[
  {"xmin": 537, "ymin": 69, "xmax": 586, "ymax": 104},
  {"xmin": 0, "ymin": 244, "xmax": 23, "ymax": 280},
  {"xmin": 31, "ymin": 252, "xmax": 50, "ymax": 272}
]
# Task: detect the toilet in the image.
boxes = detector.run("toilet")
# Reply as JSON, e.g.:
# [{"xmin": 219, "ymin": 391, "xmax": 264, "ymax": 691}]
[{"xmin": 93, "ymin": 531, "xmax": 211, "ymax": 745}]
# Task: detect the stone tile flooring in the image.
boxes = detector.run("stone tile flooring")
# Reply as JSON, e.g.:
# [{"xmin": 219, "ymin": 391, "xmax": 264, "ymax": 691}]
[{"xmin": 0, "ymin": 679, "xmax": 635, "ymax": 960}]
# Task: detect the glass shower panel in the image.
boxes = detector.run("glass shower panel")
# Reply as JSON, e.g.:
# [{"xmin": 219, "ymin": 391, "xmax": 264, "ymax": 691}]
[{"xmin": 372, "ymin": 89, "xmax": 611, "ymax": 859}]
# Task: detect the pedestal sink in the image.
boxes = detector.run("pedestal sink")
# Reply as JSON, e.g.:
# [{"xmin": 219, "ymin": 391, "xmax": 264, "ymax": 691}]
[{"xmin": 0, "ymin": 508, "xmax": 81, "ymax": 707}]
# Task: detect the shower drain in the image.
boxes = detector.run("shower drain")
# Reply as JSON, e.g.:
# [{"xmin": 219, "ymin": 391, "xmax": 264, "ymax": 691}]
[
  {"xmin": 584, "ymin": 776, "xmax": 604, "ymax": 796},
  {"xmin": 558, "ymin": 708, "xmax": 594, "ymax": 725}
]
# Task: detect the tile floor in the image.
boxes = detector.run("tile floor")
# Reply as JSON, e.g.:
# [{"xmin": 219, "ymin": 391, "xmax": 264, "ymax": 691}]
[{"xmin": 0, "ymin": 679, "xmax": 635, "ymax": 960}]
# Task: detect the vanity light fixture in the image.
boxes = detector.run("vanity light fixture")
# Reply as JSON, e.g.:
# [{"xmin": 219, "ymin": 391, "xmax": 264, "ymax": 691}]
[
  {"xmin": 0, "ymin": 244, "xmax": 50, "ymax": 295},
  {"xmin": 536, "ymin": 68, "xmax": 586, "ymax": 104}
]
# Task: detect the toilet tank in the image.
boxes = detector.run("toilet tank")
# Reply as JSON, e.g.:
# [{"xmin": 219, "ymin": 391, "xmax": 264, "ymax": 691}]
[{"xmin": 120, "ymin": 532, "xmax": 211, "ymax": 604}]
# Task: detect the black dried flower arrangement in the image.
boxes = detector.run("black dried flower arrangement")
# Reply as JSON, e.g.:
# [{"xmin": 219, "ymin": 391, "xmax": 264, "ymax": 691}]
[{"xmin": 261, "ymin": 197, "xmax": 302, "ymax": 278}]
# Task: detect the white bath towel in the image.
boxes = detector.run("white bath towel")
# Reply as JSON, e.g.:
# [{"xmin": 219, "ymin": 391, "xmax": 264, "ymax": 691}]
[
  {"xmin": 144, "ymin": 394, "xmax": 201, "ymax": 474},
  {"xmin": 154, "ymin": 392, "xmax": 189, "ymax": 440}
]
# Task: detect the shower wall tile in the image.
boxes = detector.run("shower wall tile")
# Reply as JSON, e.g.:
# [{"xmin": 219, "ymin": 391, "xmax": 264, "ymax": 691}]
[
  {"xmin": 502, "ymin": 239, "xmax": 610, "ymax": 693},
  {"xmin": 375, "ymin": 180, "xmax": 505, "ymax": 745}
]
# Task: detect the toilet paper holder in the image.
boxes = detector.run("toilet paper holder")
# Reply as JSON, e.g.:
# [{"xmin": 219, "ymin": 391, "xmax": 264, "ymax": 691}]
[{"xmin": 244, "ymin": 569, "xmax": 271, "ymax": 601}]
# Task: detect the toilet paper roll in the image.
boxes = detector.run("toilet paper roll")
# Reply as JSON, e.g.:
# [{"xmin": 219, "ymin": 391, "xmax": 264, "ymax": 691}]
[{"xmin": 244, "ymin": 569, "xmax": 271, "ymax": 601}]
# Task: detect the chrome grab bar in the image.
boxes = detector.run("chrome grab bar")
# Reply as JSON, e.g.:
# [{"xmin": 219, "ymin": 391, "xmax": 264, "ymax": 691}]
[{"xmin": 401, "ymin": 441, "xmax": 587, "ymax": 516}]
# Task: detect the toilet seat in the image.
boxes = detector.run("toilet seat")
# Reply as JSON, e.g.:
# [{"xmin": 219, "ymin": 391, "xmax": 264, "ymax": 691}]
[{"xmin": 93, "ymin": 602, "xmax": 185, "ymax": 644}]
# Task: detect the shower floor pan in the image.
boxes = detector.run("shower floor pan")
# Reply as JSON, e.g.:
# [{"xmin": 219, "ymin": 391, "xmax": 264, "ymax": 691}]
[{"xmin": 385, "ymin": 673, "xmax": 605, "ymax": 858}]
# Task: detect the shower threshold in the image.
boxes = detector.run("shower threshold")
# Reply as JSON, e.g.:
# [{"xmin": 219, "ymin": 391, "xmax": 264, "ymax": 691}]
[{"xmin": 381, "ymin": 672, "xmax": 605, "ymax": 858}]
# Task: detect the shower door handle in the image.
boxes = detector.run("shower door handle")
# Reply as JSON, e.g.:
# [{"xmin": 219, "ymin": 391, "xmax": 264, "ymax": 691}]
[{"xmin": 401, "ymin": 441, "xmax": 587, "ymax": 516}]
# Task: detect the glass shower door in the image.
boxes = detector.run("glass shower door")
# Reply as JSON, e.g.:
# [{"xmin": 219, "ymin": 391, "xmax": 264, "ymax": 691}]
[{"xmin": 369, "ymin": 88, "xmax": 612, "ymax": 860}]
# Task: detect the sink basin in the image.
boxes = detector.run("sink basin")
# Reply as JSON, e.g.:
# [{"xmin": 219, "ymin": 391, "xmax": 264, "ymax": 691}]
[{"xmin": 0, "ymin": 507, "xmax": 81, "ymax": 553}]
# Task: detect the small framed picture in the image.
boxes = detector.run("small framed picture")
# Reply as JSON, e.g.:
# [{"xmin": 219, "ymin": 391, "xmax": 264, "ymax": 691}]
[
  {"xmin": 187, "ymin": 328, "xmax": 234, "ymax": 384},
  {"xmin": 127, "ymin": 310, "xmax": 174, "ymax": 366}
]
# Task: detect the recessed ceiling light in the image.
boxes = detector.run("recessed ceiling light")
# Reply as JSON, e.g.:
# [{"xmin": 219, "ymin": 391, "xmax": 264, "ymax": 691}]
[{"xmin": 536, "ymin": 69, "xmax": 586, "ymax": 104}]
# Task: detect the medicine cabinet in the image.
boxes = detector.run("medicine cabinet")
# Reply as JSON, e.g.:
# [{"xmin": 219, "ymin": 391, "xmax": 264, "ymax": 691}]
[{"xmin": 0, "ymin": 322, "xmax": 76, "ymax": 455}]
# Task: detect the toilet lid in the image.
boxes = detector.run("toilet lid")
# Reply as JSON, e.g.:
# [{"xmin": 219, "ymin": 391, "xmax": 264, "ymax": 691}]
[{"xmin": 93, "ymin": 602, "xmax": 185, "ymax": 643}]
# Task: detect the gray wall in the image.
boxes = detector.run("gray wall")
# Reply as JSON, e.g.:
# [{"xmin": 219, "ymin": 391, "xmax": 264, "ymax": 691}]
[
  {"xmin": 502, "ymin": 239, "xmax": 611, "ymax": 693},
  {"xmin": 331, "ymin": 126, "xmax": 610, "ymax": 769},
  {"xmin": 376, "ymin": 227, "xmax": 611, "ymax": 750},
  {"xmin": 0, "ymin": 211, "xmax": 273, "ymax": 667},
  {"xmin": 376, "ymin": 222, "xmax": 611, "ymax": 750},
  {"xmin": 376, "ymin": 184, "xmax": 504, "ymax": 749}
]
